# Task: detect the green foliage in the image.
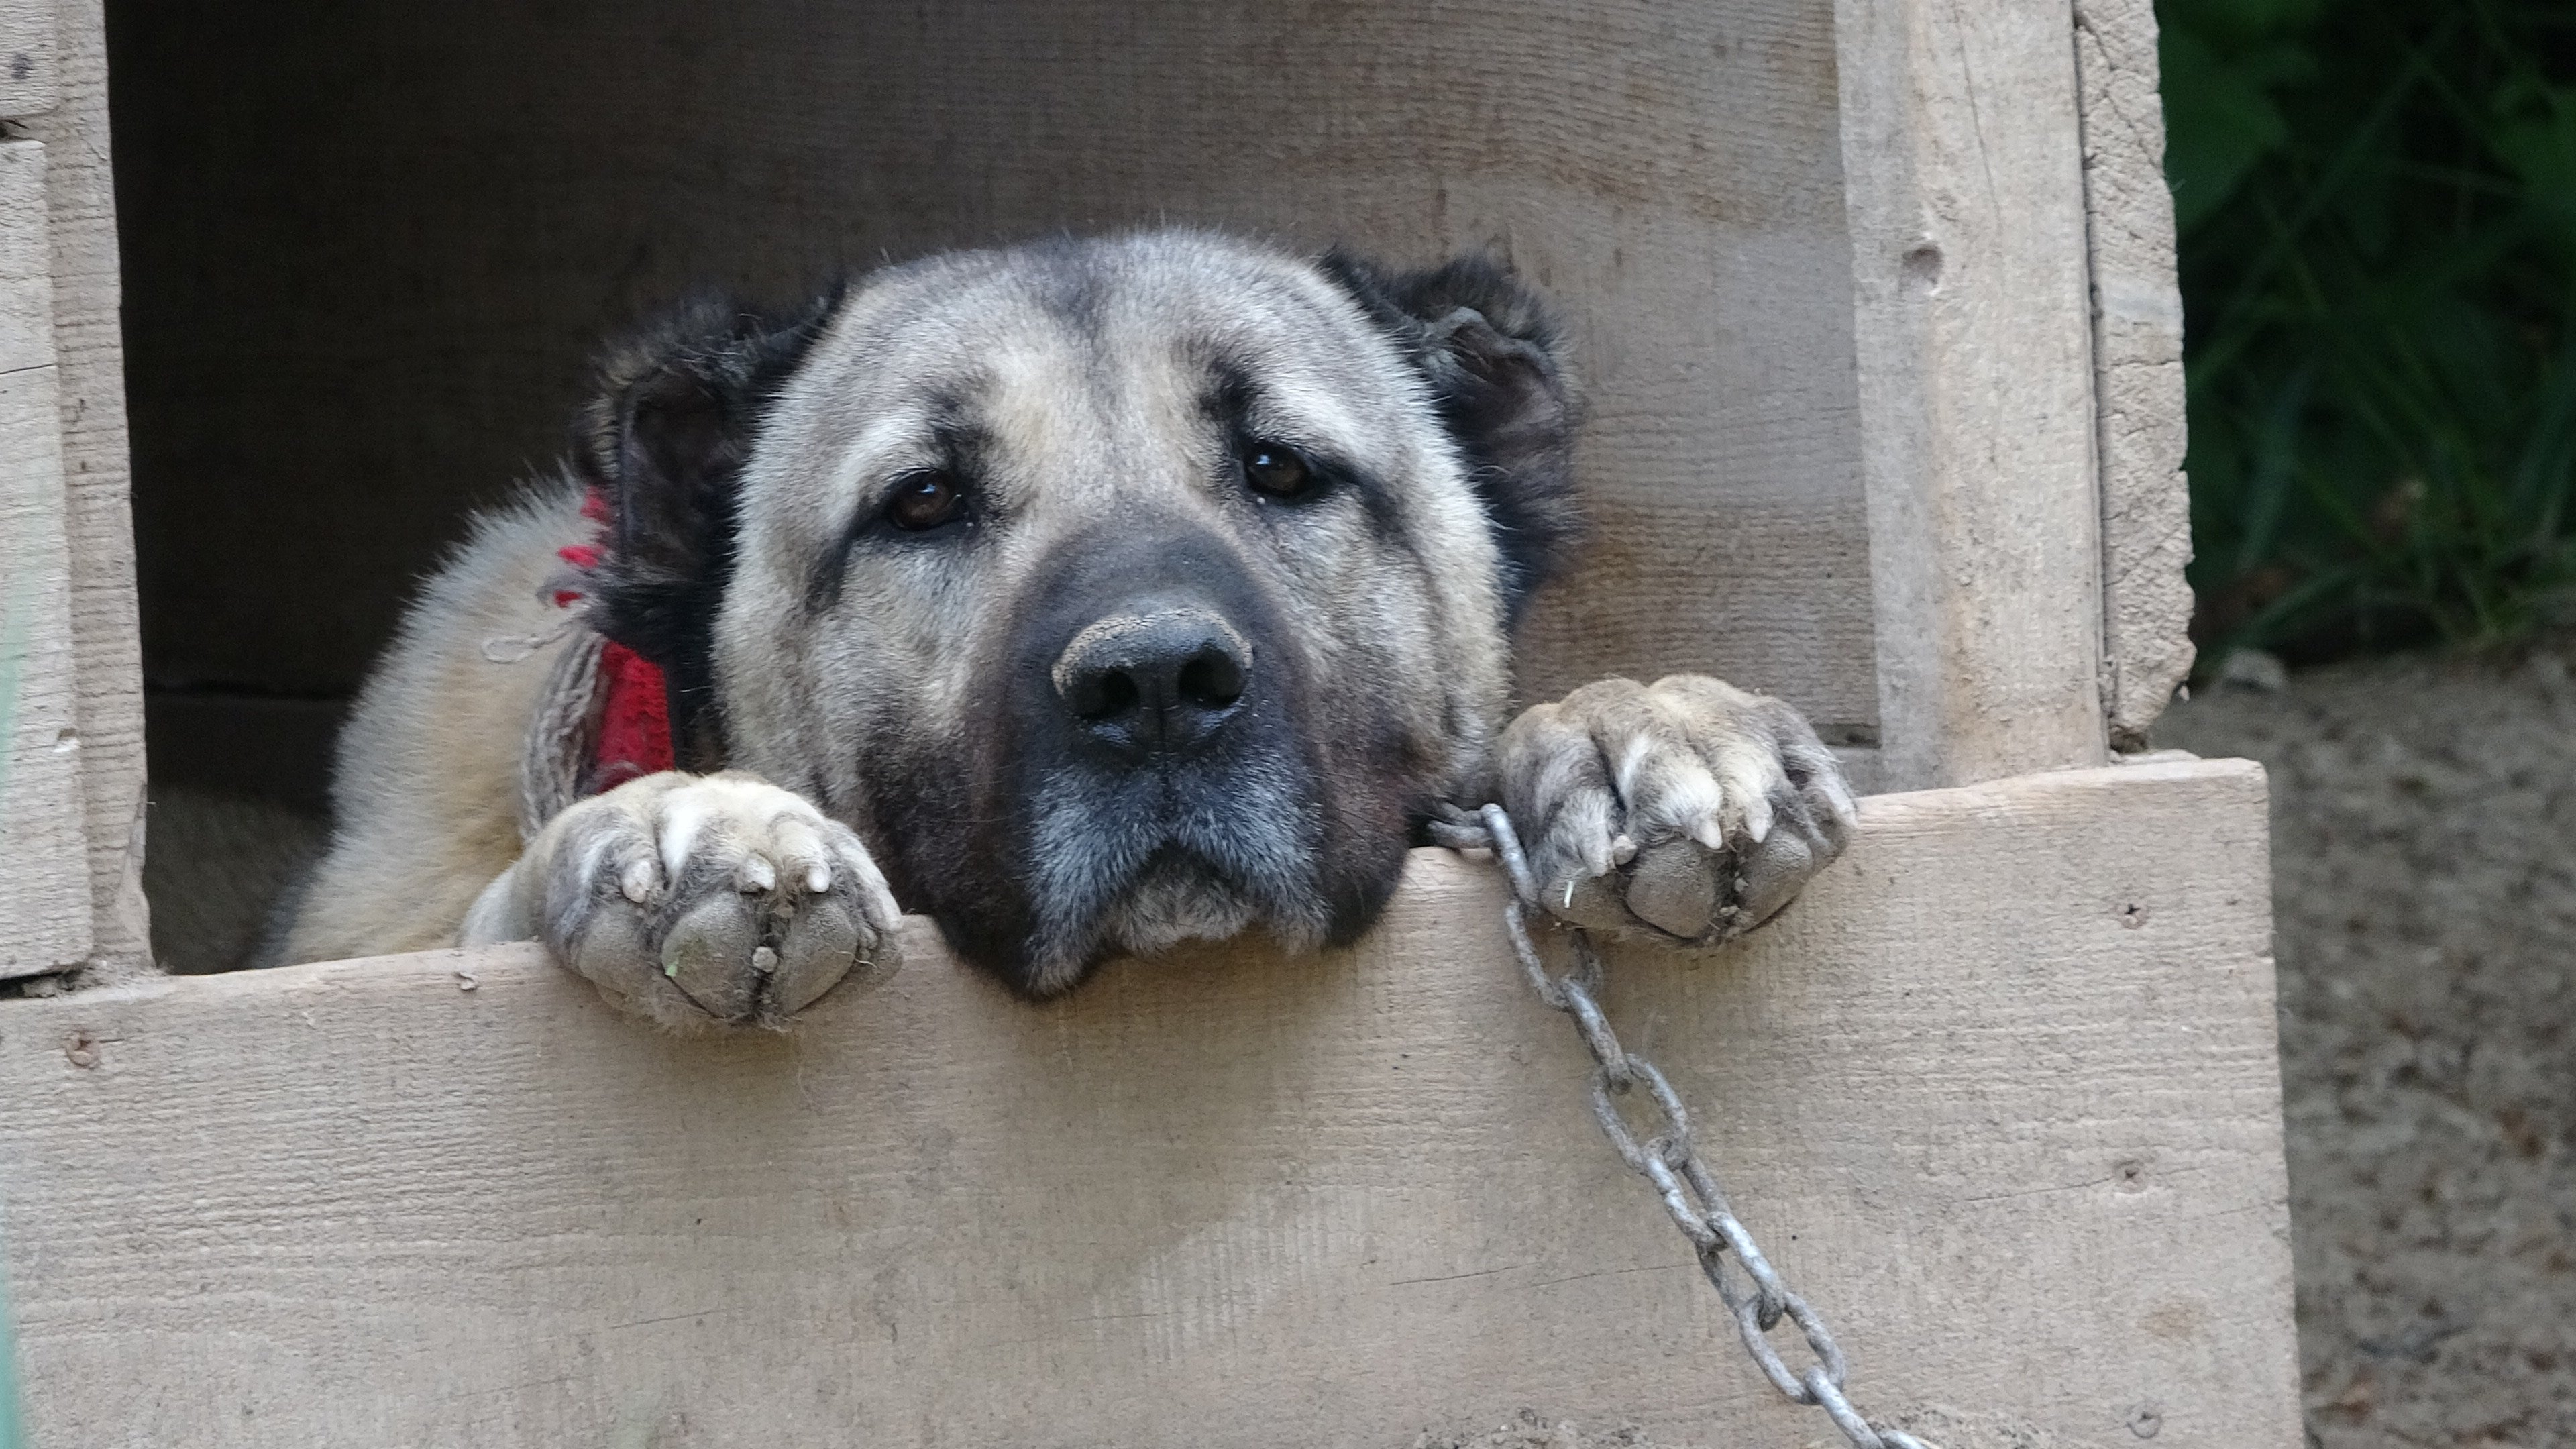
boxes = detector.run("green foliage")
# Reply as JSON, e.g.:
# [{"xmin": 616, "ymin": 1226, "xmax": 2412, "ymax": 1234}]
[{"xmin": 2163, "ymin": 0, "xmax": 2576, "ymax": 663}]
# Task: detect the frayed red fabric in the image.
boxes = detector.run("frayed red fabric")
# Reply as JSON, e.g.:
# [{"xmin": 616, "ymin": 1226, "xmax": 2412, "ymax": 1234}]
[
  {"xmin": 557, "ymin": 488, "xmax": 676, "ymax": 791},
  {"xmin": 590, "ymin": 639, "xmax": 674, "ymax": 790}
]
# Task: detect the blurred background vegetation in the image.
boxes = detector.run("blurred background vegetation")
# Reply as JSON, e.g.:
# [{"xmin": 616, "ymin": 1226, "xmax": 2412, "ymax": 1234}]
[{"xmin": 2160, "ymin": 0, "xmax": 2576, "ymax": 667}]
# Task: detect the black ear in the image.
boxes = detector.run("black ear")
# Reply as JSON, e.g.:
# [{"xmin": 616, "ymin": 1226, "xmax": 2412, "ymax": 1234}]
[
  {"xmin": 576, "ymin": 289, "xmax": 841, "ymax": 765},
  {"xmin": 1318, "ymin": 250, "xmax": 1582, "ymax": 627}
]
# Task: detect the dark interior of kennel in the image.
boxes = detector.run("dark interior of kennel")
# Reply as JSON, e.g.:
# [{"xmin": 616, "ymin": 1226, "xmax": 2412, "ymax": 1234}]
[{"xmin": 111, "ymin": 0, "xmax": 1878, "ymax": 961}]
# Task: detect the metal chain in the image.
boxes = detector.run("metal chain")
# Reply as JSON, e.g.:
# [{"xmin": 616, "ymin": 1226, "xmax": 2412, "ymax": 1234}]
[{"xmin": 1467, "ymin": 802, "xmax": 1939, "ymax": 1449}]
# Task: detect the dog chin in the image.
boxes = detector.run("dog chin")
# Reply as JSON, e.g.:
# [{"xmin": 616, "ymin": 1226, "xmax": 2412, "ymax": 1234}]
[
  {"xmin": 1018, "ymin": 847, "xmax": 1327, "ymax": 997},
  {"xmin": 1018, "ymin": 762, "xmax": 1329, "ymax": 994},
  {"xmin": 1099, "ymin": 853, "xmax": 1268, "ymax": 956}
]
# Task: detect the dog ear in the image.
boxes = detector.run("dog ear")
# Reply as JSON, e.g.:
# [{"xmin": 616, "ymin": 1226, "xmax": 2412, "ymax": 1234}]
[
  {"xmin": 1318, "ymin": 250, "xmax": 1582, "ymax": 627},
  {"xmin": 576, "ymin": 289, "xmax": 841, "ymax": 763}
]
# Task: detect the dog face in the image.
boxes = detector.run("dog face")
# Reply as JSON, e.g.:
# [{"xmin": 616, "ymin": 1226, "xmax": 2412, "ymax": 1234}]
[{"xmin": 578, "ymin": 233, "xmax": 1578, "ymax": 994}]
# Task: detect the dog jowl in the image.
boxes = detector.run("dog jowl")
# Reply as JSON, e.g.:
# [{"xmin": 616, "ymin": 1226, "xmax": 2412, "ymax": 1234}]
[{"xmin": 279, "ymin": 231, "xmax": 1855, "ymax": 1024}]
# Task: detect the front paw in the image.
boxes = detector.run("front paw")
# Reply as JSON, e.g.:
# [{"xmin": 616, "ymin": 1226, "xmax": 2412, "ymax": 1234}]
[
  {"xmin": 1497, "ymin": 676, "xmax": 1856, "ymax": 944},
  {"xmin": 508, "ymin": 771, "xmax": 901, "ymax": 1027}
]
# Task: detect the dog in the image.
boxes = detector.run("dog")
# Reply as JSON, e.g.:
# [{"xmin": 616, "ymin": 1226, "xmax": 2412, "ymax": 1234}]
[{"xmin": 274, "ymin": 231, "xmax": 1856, "ymax": 1025}]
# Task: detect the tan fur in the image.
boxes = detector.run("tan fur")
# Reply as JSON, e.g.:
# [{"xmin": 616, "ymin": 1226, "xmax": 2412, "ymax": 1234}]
[
  {"xmin": 281, "ymin": 232, "xmax": 1854, "ymax": 1020},
  {"xmin": 278, "ymin": 490, "xmax": 590, "ymax": 963},
  {"xmin": 714, "ymin": 235, "xmax": 1511, "ymax": 841},
  {"xmin": 462, "ymin": 769, "xmax": 900, "ymax": 1030},
  {"xmin": 1499, "ymin": 675, "xmax": 1855, "ymax": 943}
]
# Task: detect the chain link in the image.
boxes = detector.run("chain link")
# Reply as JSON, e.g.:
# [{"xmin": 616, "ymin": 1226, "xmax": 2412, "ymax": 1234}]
[{"xmin": 1470, "ymin": 804, "xmax": 1939, "ymax": 1449}]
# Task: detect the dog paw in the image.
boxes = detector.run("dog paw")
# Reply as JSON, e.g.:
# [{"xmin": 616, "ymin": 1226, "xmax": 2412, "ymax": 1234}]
[
  {"xmin": 474, "ymin": 771, "xmax": 902, "ymax": 1027},
  {"xmin": 1496, "ymin": 675, "xmax": 1856, "ymax": 944}
]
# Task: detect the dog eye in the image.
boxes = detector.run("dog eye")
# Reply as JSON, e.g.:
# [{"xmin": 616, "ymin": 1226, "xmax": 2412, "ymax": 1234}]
[
  {"xmin": 886, "ymin": 472, "xmax": 965, "ymax": 531},
  {"xmin": 1242, "ymin": 443, "xmax": 1317, "ymax": 500}
]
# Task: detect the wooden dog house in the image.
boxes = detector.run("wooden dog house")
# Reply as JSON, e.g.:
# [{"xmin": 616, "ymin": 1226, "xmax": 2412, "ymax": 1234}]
[{"xmin": 0, "ymin": 0, "xmax": 2295, "ymax": 1443}]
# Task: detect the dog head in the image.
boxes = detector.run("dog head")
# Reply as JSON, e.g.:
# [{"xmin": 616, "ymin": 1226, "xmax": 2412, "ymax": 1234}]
[{"xmin": 578, "ymin": 231, "xmax": 1578, "ymax": 994}]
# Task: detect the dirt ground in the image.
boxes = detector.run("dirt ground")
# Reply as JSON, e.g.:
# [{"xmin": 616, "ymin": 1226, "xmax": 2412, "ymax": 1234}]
[
  {"xmin": 129, "ymin": 645, "xmax": 2575, "ymax": 1445},
  {"xmin": 2159, "ymin": 646, "xmax": 2576, "ymax": 1448}
]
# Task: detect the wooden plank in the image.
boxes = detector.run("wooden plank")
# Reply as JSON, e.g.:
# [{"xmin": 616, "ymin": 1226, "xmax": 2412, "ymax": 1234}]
[
  {"xmin": 0, "ymin": 0, "xmax": 55, "ymax": 120},
  {"xmin": 0, "ymin": 361, "xmax": 83, "ymax": 975},
  {"xmin": 2074, "ymin": 0, "xmax": 2196, "ymax": 749},
  {"xmin": 1837, "ymin": 0, "xmax": 2110, "ymax": 789},
  {"xmin": 0, "ymin": 138, "xmax": 44, "ymax": 372},
  {"xmin": 0, "ymin": 761, "xmax": 2298, "ymax": 1446},
  {"xmin": 113, "ymin": 0, "xmax": 1879, "ymax": 738},
  {"xmin": 0, "ymin": 136, "xmax": 91, "ymax": 979},
  {"xmin": 25, "ymin": 0, "xmax": 148, "ymax": 981}
]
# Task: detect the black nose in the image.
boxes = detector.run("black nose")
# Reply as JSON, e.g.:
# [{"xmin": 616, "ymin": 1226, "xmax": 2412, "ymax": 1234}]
[{"xmin": 1053, "ymin": 605, "xmax": 1252, "ymax": 757}]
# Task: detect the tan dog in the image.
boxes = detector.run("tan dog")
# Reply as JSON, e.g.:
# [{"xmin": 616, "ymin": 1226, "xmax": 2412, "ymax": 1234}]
[{"xmin": 276, "ymin": 231, "xmax": 1854, "ymax": 1025}]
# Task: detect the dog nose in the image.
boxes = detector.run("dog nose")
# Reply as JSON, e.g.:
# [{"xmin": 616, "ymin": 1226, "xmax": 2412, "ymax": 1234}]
[{"xmin": 1052, "ymin": 605, "xmax": 1252, "ymax": 757}]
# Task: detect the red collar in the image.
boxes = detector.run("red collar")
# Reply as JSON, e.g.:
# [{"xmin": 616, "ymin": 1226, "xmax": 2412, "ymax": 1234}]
[{"xmin": 556, "ymin": 489, "xmax": 676, "ymax": 792}]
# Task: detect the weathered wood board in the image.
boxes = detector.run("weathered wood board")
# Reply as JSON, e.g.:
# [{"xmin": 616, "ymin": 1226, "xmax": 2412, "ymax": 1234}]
[
  {"xmin": 27, "ymin": 0, "xmax": 150, "ymax": 981},
  {"xmin": 2074, "ymin": 0, "xmax": 2196, "ymax": 747},
  {"xmin": 0, "ymin": 136, "xmax": 93, "ymax": 980},
  {"xmin": 107, "ymin": 0, "xmax": 2213, "ymax": 804},
  {"xmin": 0, "ymin": 761, "xmax": 2298, "ymax": 1447},
  {"xmin": 1837, "ymin": 0, "xmax": 2108, "ymax": 789},
  {"xmin": 115, "ymin": 0, "xmax": 1879, "ymax": 740},
  {"xmin": 0, "ymin": 0, "xmax": 54, "ymax": 121}
]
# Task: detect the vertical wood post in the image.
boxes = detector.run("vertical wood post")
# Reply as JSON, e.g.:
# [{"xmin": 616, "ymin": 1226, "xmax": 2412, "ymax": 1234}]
[
  {"xmin": 2073, "ymin": 0, "xmax": 2196, "ymax": 749},
  {"xmin": 0, "ymin": 0, "xmax": 56, "ymax": 119},
  {"xmin": 1838, "ymin": 0, "xmax": 2110, "ymax": 790},
  {"xmin": 0, "ymin": 138, "xmax": 92, "ymax": 979},
  {"xmin": 19, "ymin": 0, "xmax": 149, "ymax": 981}
]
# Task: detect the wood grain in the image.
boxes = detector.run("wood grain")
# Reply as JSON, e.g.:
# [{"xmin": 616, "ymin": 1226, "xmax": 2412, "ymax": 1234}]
[
  {"xmin": 25, "ymin": 0, "xmax": 148, "ymax": 980},
  {"xmin": 0, "ymin": 0, "xmax": 54, "ymax": 119},
  {"xmin": 113, "ymin": 0, "xmax": 1879, "ymax": 732},
  {"xmin": 0, "ymin": 136, "xmax": 91, "ymax": 978},
  {"xmin": 1837, "ymin": 0, "xmax": 2111, "ymax": 788},
  {"xmin": 0, "ymin": 760, "xmax": 2297, "ymax": 1446},
  {"xmin": 2074, "ymin": 0, "xmax": 2196, "ymax": 748}
]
